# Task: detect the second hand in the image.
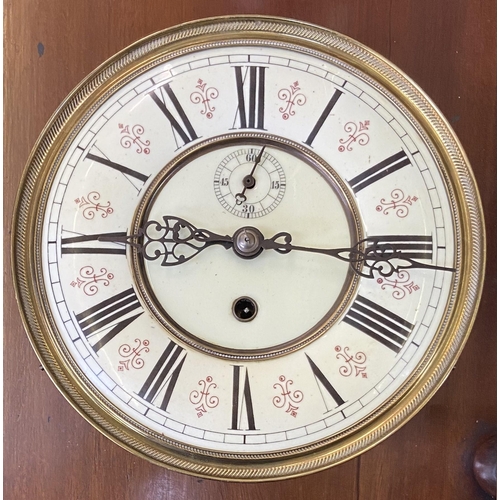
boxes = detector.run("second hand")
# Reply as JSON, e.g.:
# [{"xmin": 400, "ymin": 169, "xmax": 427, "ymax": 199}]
[{"xmin": 235, "ymin": 145, "xmax": 266, "ymax": 205}]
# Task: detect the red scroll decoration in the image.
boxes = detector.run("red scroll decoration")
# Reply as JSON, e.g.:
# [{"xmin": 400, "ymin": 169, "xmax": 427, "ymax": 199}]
[
  {"xmin": 189, "ymin": 376, "xmax": 220, "ymax": 418},
  {"xmin": 70, "ymin": 266, "xmax": 114, "ymax": 296},
  {"xmin": 335, "ymin": 346, "xmax": 367, "ymax": 378},
  {"xmin": 272, "ymin": 375, "xmax": 304, "ymax": 417},
  {"xmin": 376, "ymin": 189, "xmax": 418, "ymax": 218},
  {"xmin": 119, "ymin": 123, "xmax": 150, "ymax": 154},
  {"xmin": 118, "ymin": 339, "xmax": 150, "ymax": 371},
  {"xmin": 278, "ymin": 81, "xmax": 306, "ymax": 120},
  {"xmin": 75, "ymin": 191, "xmax": 113, "ymax": 220},
  {"xmin": 190, "ymin": 79, "xmax": 219, "ymax": 119},
  {"xmin": 377, "ymin": 270, "xmax": 420, "ymax": 300},
  {"xmin": 338, "ymin": 120, "xmax": 370, "ymax": 152}
]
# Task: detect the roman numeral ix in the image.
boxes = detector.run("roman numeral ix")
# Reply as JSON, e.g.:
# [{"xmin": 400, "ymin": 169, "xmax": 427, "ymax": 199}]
[{"xmin": 61, "ymin": 231, "xmax": 127, "ymax": 255}]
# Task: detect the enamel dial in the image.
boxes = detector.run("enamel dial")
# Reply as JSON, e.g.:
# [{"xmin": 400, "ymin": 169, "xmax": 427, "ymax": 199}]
[{"xmin": 13, "ymin": 17, "xmax": 484, "ymax": 480}]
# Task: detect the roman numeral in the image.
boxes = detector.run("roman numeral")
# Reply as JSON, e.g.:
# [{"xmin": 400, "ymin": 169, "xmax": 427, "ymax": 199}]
[
  {"xmin": 86, "ymin": 152, "xmax": 149, "ymax": 185},
  {"xmin": 233, "ymin": 66, "xmax": 266, "ymax": 129},
  {"xmin": 61, "ymin": 231, "xmax": 127, "ymax": 255},
  {"xmin": 348, "ymin": 150, "xmax": 411, "ymax": 193},
  {"xmin": 75, "ymin": 287, "xmax": 143, "ymax": 352},
  {"xmin": 149, "ymin": 82, "xmax": 198, "ymax": 147},
  {"xmin": 306, "ymin": 354, "xmax": 345, "ymax": 410},
  {"xmin": 137, "ymin": 340, "xmax": 186, "ymax": 411},
  {"xmin": 305, "ymin": 88, "xmax": 343, "ymax": 146},
  {"xmin": 365, "ymin": 235, "xmax": 433, "ymax": 261},
  {"xmin": 344, "ymin": 295, "xmax": 414, "ymax": 353},
  {"xmin": 231, "ymin": 365, "xmax": 256, "ymax": 431}
]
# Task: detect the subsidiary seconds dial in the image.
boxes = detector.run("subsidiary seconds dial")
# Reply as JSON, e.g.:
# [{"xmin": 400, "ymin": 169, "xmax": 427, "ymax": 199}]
[{"xmin": 214, "ymin": 146, "xmax": 286, "ymax": 218}]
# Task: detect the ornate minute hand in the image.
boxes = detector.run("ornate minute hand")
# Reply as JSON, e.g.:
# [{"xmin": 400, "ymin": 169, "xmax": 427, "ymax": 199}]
[{"xmin": 261, "ymin": 232, "xmax": 456, "ymax": 278}]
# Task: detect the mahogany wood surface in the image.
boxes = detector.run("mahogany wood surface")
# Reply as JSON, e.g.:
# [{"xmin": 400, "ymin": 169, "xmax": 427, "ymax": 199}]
[{"xmin": 4, "ymin": 0, "xmax": 496, "ymax": 498}]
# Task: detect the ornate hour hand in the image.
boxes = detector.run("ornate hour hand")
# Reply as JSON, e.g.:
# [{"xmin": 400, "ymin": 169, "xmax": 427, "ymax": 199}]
[{"xmin": 98, "ymin": 216, "xmax": 233, "ymax": 266}]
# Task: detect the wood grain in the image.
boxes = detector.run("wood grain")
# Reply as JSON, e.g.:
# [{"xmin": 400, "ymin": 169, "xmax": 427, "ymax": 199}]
[{"xmin": 4, "ymin": 0, "xmax": 496, "ymax": 499}]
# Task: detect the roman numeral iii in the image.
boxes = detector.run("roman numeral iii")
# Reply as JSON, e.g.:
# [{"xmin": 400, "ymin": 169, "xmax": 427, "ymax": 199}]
[{"xmin": 365, "ymin": 235, "xmax": 433, "ymax": 261}]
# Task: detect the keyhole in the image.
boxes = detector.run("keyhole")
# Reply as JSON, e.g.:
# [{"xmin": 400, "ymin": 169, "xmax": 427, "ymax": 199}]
[{"xmin": 232, "ymin": 297, "xmax": 258, "ymax": 322}]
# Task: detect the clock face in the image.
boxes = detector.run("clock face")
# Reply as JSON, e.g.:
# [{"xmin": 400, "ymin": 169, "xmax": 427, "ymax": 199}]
[{"xmin": 13, "ymin": 17, "xmax": 484, "ymax": 480}]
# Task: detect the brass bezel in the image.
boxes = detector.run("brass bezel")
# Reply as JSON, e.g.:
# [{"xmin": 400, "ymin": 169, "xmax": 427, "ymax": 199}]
[{"xmin": 12, "ymin": 16, "xmax": 485, "ymax": 481}]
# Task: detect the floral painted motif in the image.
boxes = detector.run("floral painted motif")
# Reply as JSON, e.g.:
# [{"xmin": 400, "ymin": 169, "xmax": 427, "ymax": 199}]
[
  {"xmin": 272, "ymin": 375, "xmax": 304, "ymax": 417},
  {"xmin": 377, "ymin": 270, "xmax": 420, "ymax": 300},
  {"xmin": 118, "ymin": 339, "xmax": 150, "ymax": 371},
  {"xmin": 376, "ymin": 189, "xmax": 418, "ymax": 218},
  {"xmin": 119, "ymin": 123, "xmax": 151, "ymax": 154},
  {"xmin": 189, "ymin": 376, "xmax": 220, "ymax": 418},
  {"xmin": 70, "ymin": 266, "xmax": 114, "ymax": 296},
  {"xmin": 278, "ymin": 81, "xmax": 306, "ymax": 120},
  {"xmin": 75, "ymin": 191, "xmax": 113, "ymax": 220},
  {"xmin": 335, "ymin": 346, "xmax": 367, "ymax": 378},
  {"xmin": 338, "ymin": 121, "xmax": 370, "ymax": 152},
  {"xmin": 190, "ymin": 79, "xmax": 219, "ymax": 119}
]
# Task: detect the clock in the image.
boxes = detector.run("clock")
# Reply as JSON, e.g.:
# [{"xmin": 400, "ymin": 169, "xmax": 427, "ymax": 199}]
[{"xmin": 12, "ymin": 16, "xmax": 485, "ymax": 480}]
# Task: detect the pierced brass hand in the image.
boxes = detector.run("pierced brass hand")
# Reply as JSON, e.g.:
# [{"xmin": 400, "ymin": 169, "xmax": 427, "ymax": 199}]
[{"xmin": 99, "ymin": 216, "xmax": 455, "ymax": 278}]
